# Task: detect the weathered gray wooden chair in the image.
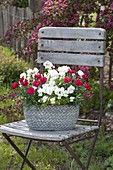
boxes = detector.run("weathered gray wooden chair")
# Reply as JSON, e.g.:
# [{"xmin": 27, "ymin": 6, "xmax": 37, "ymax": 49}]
[{"xmin": 0, "ymin": 27, "xmax": 106, "ymax": 170}]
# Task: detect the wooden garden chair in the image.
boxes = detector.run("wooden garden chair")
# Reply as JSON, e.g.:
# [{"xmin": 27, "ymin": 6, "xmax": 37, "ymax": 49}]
[{"xmin": 0, "ymin": 27, "xmax": 106, "ymax": 170}]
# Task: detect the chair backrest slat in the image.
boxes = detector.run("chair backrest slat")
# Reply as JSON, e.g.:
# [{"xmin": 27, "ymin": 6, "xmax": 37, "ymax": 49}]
[
  {"xmin": 38, "ymin": 52, "xmax": 104, "ymax": 67},
  {"xmin": 38, "ymin": 27, "xmax": 106, "ymax": 40},
  {"xmin": 38, "ymin": 40, "xmax": 105, "ymax": 53},
  {"xmin": 38, "ymin": 27, "xmax": 106, "ymax": 67}
]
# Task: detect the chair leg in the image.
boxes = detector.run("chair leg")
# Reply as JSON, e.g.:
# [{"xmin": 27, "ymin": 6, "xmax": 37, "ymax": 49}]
[
  {"xmin": 109, "ymin": 53, "xmax": 113, "ymax": 84},
  {"xmin": 20, "ymin": 139, "xmax": 32, "ymax": 170},
  {"xmin": 62, "ymin": 140, "xmax": 85, "ymax": 170},
  {"xmin": 2, "ymin": 133, "xmax": 36, "ymax": 170},
  {"xmin": 86, "ymin": 131, "xmax": 98, "ymax": 170},
  {"xmin": 62, "ymin": 131, "xmax": 98, "ymax": 170}
]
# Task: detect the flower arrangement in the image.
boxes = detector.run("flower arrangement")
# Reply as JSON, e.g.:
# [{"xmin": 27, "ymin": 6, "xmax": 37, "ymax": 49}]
[{"xmin": 11, "ymin": 61, "xmax": 91, "ymax": 108}]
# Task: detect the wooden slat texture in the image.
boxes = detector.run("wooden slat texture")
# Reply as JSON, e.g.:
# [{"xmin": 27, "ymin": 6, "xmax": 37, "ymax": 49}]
[
  {"xmin": 38, "ymin": 27, "xmax": 106, "ymax": 67},
  {"xmin": 38, "ymin": 39, "xmax": 106, "ymax": 53},
  {"xmin": 38, "ymin": 52, "xmax": 105, "ymax": 67},
  {"xmin": 38, "ymin": 27, "xmax": 106, "ymax": 40},
  {"xmin": 0, "ymin": 120, "xmax": 99, "ymax": 141}
]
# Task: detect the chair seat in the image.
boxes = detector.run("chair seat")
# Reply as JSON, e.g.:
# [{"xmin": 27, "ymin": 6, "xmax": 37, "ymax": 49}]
[{"xmin": 0, "ymin": 120, "xmax": 99, "ymax": 142}]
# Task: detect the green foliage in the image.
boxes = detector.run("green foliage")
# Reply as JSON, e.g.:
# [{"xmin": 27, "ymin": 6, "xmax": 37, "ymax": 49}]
[
  {"xmin": 0, "ymin": 0, "xmax": 29, "ymax": 8},
  {"xmin": 0, "ymin": 46, "xmax": 32, "ymax": 86},
  {"xmin": 12, "ymin": 0, "xmax": 29, "ymax": 8},
  {"xmin": 0, "ymin": 87, "xmax": 24, "ymax": 124}
]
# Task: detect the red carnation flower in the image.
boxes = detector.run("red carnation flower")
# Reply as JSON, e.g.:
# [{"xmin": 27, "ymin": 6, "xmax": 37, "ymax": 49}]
[
  {"xmin": 84, "ymin": 82, "xmax": 90, "ymax": 90},
  {"xmin": 74, "ymin": 79, "xmax": 83, "ymax": 86},
  {"xmin": 27, "ymin": 87, "xmax": 34, "ymax": 94},
  {"xmin": 21, "ymin": 79, "xmax": 28, "ymax": 86},
  {"xmin": 19, "ymin": 77, "xmax": 24, "ymax": 83},
  {"xmin": 33, "ymin": 80, "xmax": 41, "ymax": 87},
  {"xmin": 82, "ymin": 74, "xmax": 88, "ymax": 80},
  {"xmin": 68, "ymin": 69, "xmax": 75, "ymax": 74},
  {"xmin": 40, "ymin": 77, "xmax": 47, "ymax": 84},
  {"xmin": 64, "ymin": 77, "xmax": 71, "ymax": 83},
  {"xmin": 11, "ymin": 82, "xmax": 18, "ymax": 89},
  {"xmin": 34, "ymin": 73, "xmax": 42, "ymax": 79}
]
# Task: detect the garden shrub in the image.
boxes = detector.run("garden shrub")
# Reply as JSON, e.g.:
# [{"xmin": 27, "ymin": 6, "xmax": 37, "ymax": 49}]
[
  {"xmin": 0, "ymin": 46, "xmax": 32, "ymax": 86},
  {"xmin": 0, "ymin": 87, "xmax": 24, "ymax": 124}
]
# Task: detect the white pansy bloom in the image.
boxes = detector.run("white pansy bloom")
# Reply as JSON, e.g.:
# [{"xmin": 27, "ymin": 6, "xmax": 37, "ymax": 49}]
[
  {"xmin": 27, "ymin": 69, "xmax": 33, "ymax": 76},
  {"xmin": 67, "ymin": 85, "xmax": 75, "ymax": 94},
  {"xmin": 50, "ymin": 97, "xmax": 56, "ymax": 104},
  {"xmin": 43, "ymin": 60, "xmax": 54, "ymax": 69},
  {"xmin": 48, "ymin": 69, "xmax": 59, "ymax": 79},
  {"xmin": 42, "ymin": 84, "xmax": 49, "ymax": 93},
  {"xmin": 32, "ymin": 86, "xmax": 37, "ymax": 90},
  {"xmin": 46, "ymin": 87, "xmax": 53, "ymax": 95},
  {"xmin": 26, "ymin": 76, "xmax": 31, "ymax": 81},
  {"xmin": 57, "ymin": 93, "xmax": 63, "ymax": 98},
  {"xmin": 63, "ymin": 90, "xmax": 68, "ymax": 97},
  {"xmin": 78, "ymin": 70, "xmax": 84, "ymax": 77},
  {"xmin": 32, "ymin": 67, "xmax": 39, "ymax": 74},
  {"xmin": 59, "ymin": 72, "xmax": 66, "ymax": 77},
  {"xmin": 60, "ymin": 87, "xmax": 65, "ymax": 93},
  {"xmin": 20, "ymin": 72, "xmax": 26, "ymax": 79},
  {"xmin": 70, "ymin": 97, "xmax": 75, "ymax": 102},
  {"xmin": 58, "ymin": 66, "xmax": 70, "ymax": 73},
  {"xmin": 42, "ymin": 96, "xmax": 48, "ymax": 103},
  {"xmin": 38, "ymin": 88, "xmax": 43, "ymax": 96},
  {"xmin": 49, "ymin": 80, "xmax": 55, "ymax": 87},
  {"xmin": 54, "ymin": 87, "xmax": 60, "ymax": 95}
]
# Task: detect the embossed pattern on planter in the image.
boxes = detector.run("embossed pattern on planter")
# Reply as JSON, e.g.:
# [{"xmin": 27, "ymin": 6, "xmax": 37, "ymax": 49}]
[{"xmin": 24, "ymin": 105, "xmax": 79, "ymax": 131}]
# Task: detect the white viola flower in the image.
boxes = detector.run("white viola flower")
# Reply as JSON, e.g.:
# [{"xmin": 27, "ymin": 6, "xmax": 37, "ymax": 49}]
[
  {"xmin": 42, "ymin": 96, "xmax": 48, "ymax": 103},
  {"xmin": 20, "ymin": 72, "xmax": 26, "ymax": 79},
  {"xmin": 67, "ymin": 85, "xmax": 75, "ymax": 94},
  {"xmin": 32, "ymin": 67, "xmax": 39, "ymax": 74},
  {"xmin": 54, "ymin": 87, "xmax": 60, "ymax": 95},
  {"xmin": 49, "ymin": 80, "xmax": 55, "ymax": 87},
  {"xmin": 26, "ymin": 75, "xmax": 31, "ymax": 81},
  {"xmin": 59, "ymin": 72, "xmax": 66, "ymax": 77},
  {"xmin": 57, "ymin": 93, "xmax": 63, "ymax": 98},
  {"xmin": 32, "ymin": 86, "xmax": 37, "ymax": 90},
  {"xmin": 70, "ymin": 97, "xmax": 75, "ymax": 102},
  {"xmin": 42, "ymin": 84, "xmax": 49, "ymax": 93},
  {"xmin": 58, "ymin": 87, "xmax": 65, "ymax": 97},
  {"xmin": 27, "ymin": 69, "xmax": 33, "ymax": 76},
  {"xmin": 58, "ymin": 65, "xmax": 70, "ymax": 73},
  {"xmin": 50, "ymin": 97, "xmax": 56, "ymax": 104},
  {"xmin": 46, "ymin": 87, "xmax": 54, "ymax": 95},
  {"xmin": 60, "ymin": 87, "xmax": 65, "ymax": 93},
  {"xmin": 43, "ymin": 60, "xmax": 54, "ymax": 69},
  {"xmin": 63, "ymin": 90, "xmax": 68, "ymax": 97},
  {"xmin": 48, "ymin": 69, "xmax": 59, "ymax": 78},
  {"xmin": 38, "ymin": 88, "xmax": 43, "ymax": 96},
  {"xmin": 78, "ymin": 70, "xmax": 84, "ymax": 77}
]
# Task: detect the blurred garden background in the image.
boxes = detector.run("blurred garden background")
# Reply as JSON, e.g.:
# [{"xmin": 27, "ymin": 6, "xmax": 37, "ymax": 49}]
[{"xmin": 0, "ymin": 0, "xmax": 113, "ymax": 169}]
